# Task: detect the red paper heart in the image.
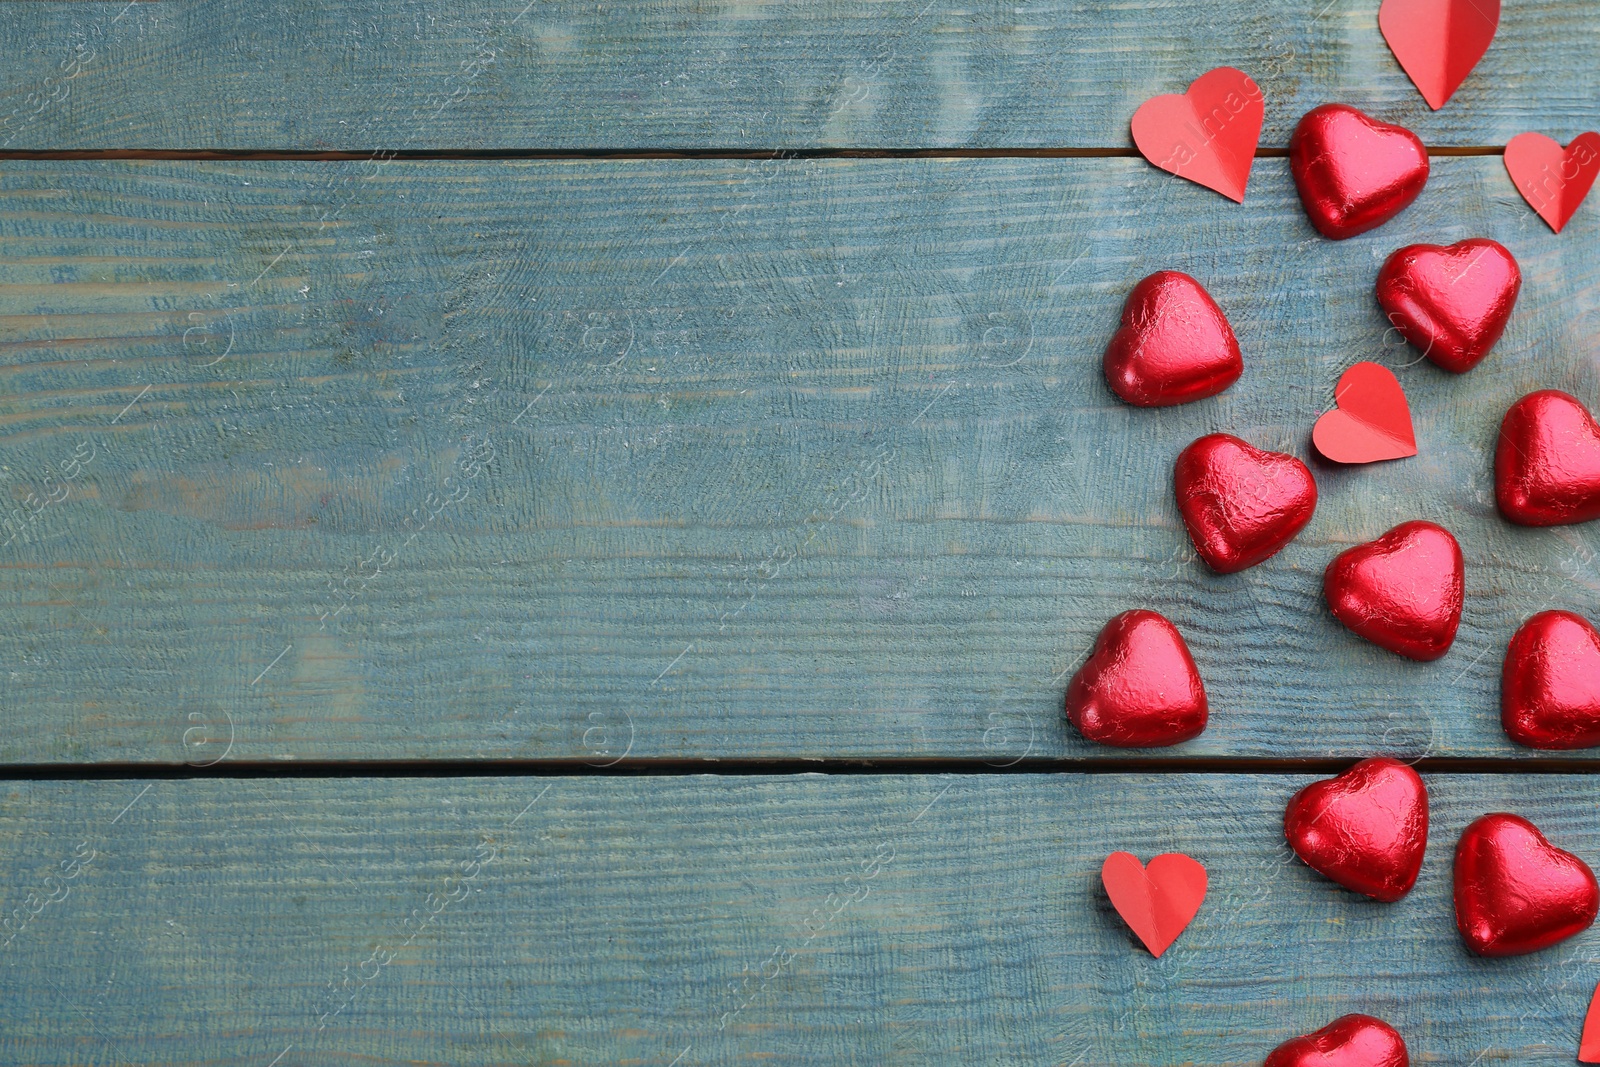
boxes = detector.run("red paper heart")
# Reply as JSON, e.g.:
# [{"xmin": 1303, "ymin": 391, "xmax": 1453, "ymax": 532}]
[
  {"xmin": 1130, "ymin": 67, "xmax": 1265, "ymax": 203},
  {"xmin": 1454, "ymin": 812, "xmax": 1599, "ymax": 957},
  {"xmin": 1375, "ymin": 239, "xmax": 1521, "ymax": 374},
  {"xmin": 1325, "ymin": 520, "xmax": 1463, "ymax": 661},
  {"xmin": 1284, "ymin": 758, "xmax": 1428, "ymax": 902},
  {"xmin": 1379, "ymin": 0, "xmax": 1500, "ymax": 110},
  {"xmin": 1101, "ymin": 851, "xmax": 1207, "ymax": 958},
  {"xmin": 1289, "ymin": 105, "xmax": 1429, "ymax": 239},
  {"xmin": 1504, "ymin": 131, "xmax": 1600, "ymax": 234},
  {"xmin": 1502, "ymin": 611, "xmax": 1600, "ymax": 750},
  {"xmin": 1495, "ymin": 390, "xmax": 1600, "ymax": 526},
  {"xmin": 1174, "ymin": 433, "xmax": 1317, "ymax": 573},
  {"xmin": 1065, "ymin": 610, "xmax": 1207, "ymax": 748},
  {"xmin": 1312, "ymin": 362, "xmax": 1418, "ymax": 464},
  {"xmin": 1581, "ymin": 982, "xmax": 1600, "ymax": 1063},
  {"xmin": 1265, "ymin": 1015, "xmax": 1410, "ymax": 1067},
  {"xmin": 1103, "ymin": 271, "xmax": 1243, "ymax": 406}
]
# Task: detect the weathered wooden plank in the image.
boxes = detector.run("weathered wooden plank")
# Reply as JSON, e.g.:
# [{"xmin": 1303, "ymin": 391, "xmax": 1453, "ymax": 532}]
[
  {"xmin": 0, "ymin": 157, "xmax": 1596, "ymax": 764},
  {"xmin": 0, "ymin": 773, "xmax": 1596, "ymax": 1063},
  {"xmin": 0, "ymin": 0, "xmax": 1595, "ymax": 150}
]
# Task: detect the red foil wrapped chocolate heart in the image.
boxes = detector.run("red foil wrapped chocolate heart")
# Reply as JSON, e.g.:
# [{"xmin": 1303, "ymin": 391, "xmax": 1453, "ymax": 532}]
[
  {"xmin": 1264, "ymin": 1014, "xmax": 1409, "ymax": 1067},
  {"xmin": 1065, "ymin": 610, "xmax": 1207, "ymax": 748},
  {"xmin": 1103, "ymin": 271, "xmax": 1244, "ymax": 407},
  {"xmin": 1284, "ymin": 758, "xmax": 1428, "ymax": 902},
  {"xmin": 1502, "ymin": 610, "xmax": 1600, "ymax": 750},
  {"xmin": 1174, "ymin": 434, "xmax": 1317, "ymax": 574},
  {"xmin": 1289, "ymin": 105, "xmax": 1430, "ymax": 239},
  {"xmin": 1375, "ymin": 239, "xmax": 1521, "ymax": 374},
  {"xmin": 1324, "ymin": 520, "xmax": 1463, "ymax": 661},
  {"xmin": 1454, "ymin": 812, "xmax": 1599, "ymax": 957},
  {"xmin": 1495, "ymin": 390, "xmax": 1600, "ymax": 526}
]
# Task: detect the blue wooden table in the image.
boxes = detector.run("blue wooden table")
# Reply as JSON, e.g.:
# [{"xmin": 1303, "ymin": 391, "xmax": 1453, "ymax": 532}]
[{"xmin": 0, "ymin": 1, "xmax": 1598, "ymax": 1063}]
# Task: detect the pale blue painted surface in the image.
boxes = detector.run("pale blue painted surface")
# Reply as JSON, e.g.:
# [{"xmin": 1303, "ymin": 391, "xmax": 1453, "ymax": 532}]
[
  {"xmin": 0, "ymin": 774, "xmax": 1595, "ymax": 1064},
  {"xmin": 0, "ymin": 157, "xmax": 1595, "ymax": 762},
  {"xmin": 0, "ymin": 0, "xmax": 1594, "ymax": 150}
]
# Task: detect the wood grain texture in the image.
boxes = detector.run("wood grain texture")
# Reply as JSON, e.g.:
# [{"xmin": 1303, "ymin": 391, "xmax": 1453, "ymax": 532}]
[
  {"xmin": 0, "ymin": 773, "xmax": 1596, "ymax": 1064},
  {"xmin": 0, "ymin": 0, "xmax": 1596, "ymax": 150},
  {"xmin": 0, "ymin": 157, "xmax": 1597, "ymax": 764}
]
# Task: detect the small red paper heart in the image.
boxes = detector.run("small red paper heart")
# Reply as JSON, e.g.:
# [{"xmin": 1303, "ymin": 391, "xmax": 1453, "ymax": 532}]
[
  {"xmin": 1101, "ymin": 851, "xmax": 1207, "ymax": 958},
  {"xmin": 1580, "ymin": 982, "xmax": 1600, "ymax": 1063},
  {"xmin": 1375, "ymin": 239, "xmax": 1521, "ymax": 374},
  {"xmin": 1312, "ymin": 362, "xmax": 1417, "ymax": 464},
  {"xmin": 1289, "ymin": 105, "xmax": 1429, "ymax": 239},
  {"xmin": 1379, "ymin": 0, "xmax": 1500, "ymax": 110},
  {"xmin": 1454, "ymin": 812, "xmax": 1599, "ymax": 957},
  {"xmin": 1130, "ymin": 67, "xmax": 1264, "ymax": 203},
  {"xmin": 1265, "ymin": 1015, "xmax": 1410, "ymax": 1067},
  {"xmin": 1325, "ymin": 520, "xmax": 1463, "ymax": 661},
  {"xmin": 1495, "ymin": 390, "xmax": 1600, "ymax": 526},
  {"xmin": 1284, "ymin": 758, "xmax": 1428, "ymax": 902},
  {"xmin": 1065, "ymin": 610, "xmax": 1207, "ymax": 748},
  {"xmin": 1103, "ymin": 271, "xmax": 1243, "ymax": 406},
  {"xmin": 1173, "ymin": 433, "xmax": 1317, "ymax": 574},
  {"xmin": 1504, "ymin": 131, "xmax": 1600, "ymax": 234},
  {"xmin": 1502, "ymin": 611, "xmax": 1600, "ymax": 750}
]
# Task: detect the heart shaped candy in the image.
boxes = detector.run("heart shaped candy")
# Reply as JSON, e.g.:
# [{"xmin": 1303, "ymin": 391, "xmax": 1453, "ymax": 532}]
[
  {"xmin": 1103, "ymin": 271, "xmax": 1244, "ymax": 406},
  {"xmin": 1582, "ymin": 982, "xmax": 1600, "ymax": 1063},
  {"xmin": 1065, "ymin": 610, "xmax": 1207, "ymax": 748},
  {"xmin": 1454, "ymin": 812, "xmax": 1599, "ymax": 957},
  {"xmin": 1264, "ymin": 1014, "xmax": 1409, "ymax": 1067},
  {"xmin": 1311, "ymin": 362, "xmax": 1418, "ymax": 464},
  {"xmin": 1495, "ymin": 390, "xmax": 1600, "ymax": 526},
  {"xmin": 1504, "ymin": 131, "xmax": 1600, "ymax": 234},
  {"xmin": 1284, "ymin": 758, "xmax": 1428, "ymax": 902},
  {"xmin": 1101, "ymin": 851, "xmax": 1208, "ymax": 958},
  {"xmin": 1324, "ymin": 521, "xmax": 1463, "ymax": 661},
  {"xmin": 1379, "ymin": 0, "xmax": 1500, "ymax": 111},
  {"xmin": 1174, "ymin": 434, "xmax": 1317, "ymax": 574},
  {"xmin": 1289, "ymin": 105, "xmax": 1429, "ymax": 240},
  {"xmin": 1502, "ymin": 611, "xmax": 1600, "ymax": 750},
  {"xmin": 1375, "ymin": 239, "xmax": 1521, "ymax": 374},
  {"xmin": 1130, "ymin": 67, "xmax": 1265, "ymax": 203}
]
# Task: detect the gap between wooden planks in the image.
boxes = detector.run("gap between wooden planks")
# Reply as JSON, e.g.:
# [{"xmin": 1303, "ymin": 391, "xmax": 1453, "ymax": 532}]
[
  {"xmin": 6, "ymin": 755, "xmax": 1600, "ymax": 779},
  {"xmin": 0, "ymin": 146, "xmax": 1509, "ymax": 160}
]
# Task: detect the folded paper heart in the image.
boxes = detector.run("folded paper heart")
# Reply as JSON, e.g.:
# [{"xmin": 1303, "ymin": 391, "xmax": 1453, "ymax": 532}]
[
  {"xmin": 1101, "ymin": 851, "xmax": 1207, "ymax": 958},
  {"xmin": 1581, "ymin": 982, "xmax": 1600, "ymax": 1063},
  {"xmin": 1375, "ymin": 239, "xmax": 1521, "ymax": 374},
  {"xmin": 1379, "ymin": 0, "xmax": 1500, "ymax": 110},
  {"xmin": 1130, "ymin": 67, "xmax": 1264, "ymax": 203},
  {"xmin": 1454, "ymin": 812, "xmax": 1599, "ymax": 957},
  {"xmin": 1325, "ymin": 520, "xmax": 1463, "ymax": 661},
  {"xmin": 1174, "ymin": 433, "xmax": 1317, "ymax": 573},
  {"xmin": 1066, "ymin": 610, "xmax": 1208, "ymax": 747},
  {"xmin": 1312, "ymin": 362, "xmax": 1417, "ymax": 464},
  {"xmin": 1103, "ymin": 271, "xmax": 1243, "ymax": 406},
  {"xmin": 1495, "ymin": 390, "xmax": 1600, "ymax": 526},
  {"xmin": 1290, "ymin": 105, "xmax": 1429, "ymax": 239},
  {"xmin": 1503, "ymin": 611, "xmax": 1600, "ymax": 750},
  {"xmin": 1265, "ymin": 1015, "xmax": 1410, "ymax": 1067},
  {"xmin": 1284, "ymin": 758, "xmax": 1428, "ymax": 902},
  {"xmin": 1504, "ymin": 131, "xmax": 1600, "ymax": 234}
]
